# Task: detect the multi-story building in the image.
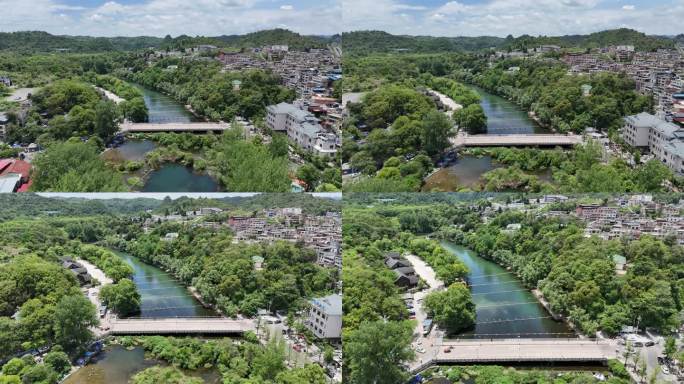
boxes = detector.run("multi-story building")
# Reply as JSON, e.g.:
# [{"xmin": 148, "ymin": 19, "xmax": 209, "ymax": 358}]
[
  {"xmin": 305, "ymin": 294, "xmax": 342, "ymax": 339},
  {"xmin": 266, "ymin": 102, "xmax": 338, "ymax": 157},
  {"xmin": 622, "ymin": 112, "xmax": 684, "ymax": 173}
]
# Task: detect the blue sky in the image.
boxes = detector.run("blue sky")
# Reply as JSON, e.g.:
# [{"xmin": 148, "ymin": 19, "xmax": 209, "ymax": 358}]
[
  {"xmin": 343, "ymin": 0, "xmax": 684, "ymax": 37},
  {"xmin": 1, "ymin": 0, "xmax": 681, "ymax": 37},
  {"xmin": 0, "ymin": 0, "xmax": 341, "ymax": 37}
]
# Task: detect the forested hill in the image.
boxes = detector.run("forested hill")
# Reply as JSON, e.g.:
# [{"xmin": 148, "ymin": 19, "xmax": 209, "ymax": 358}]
[
  {"xmin": 0, "ymin": 194, "xmax": 163, "ymax": 219},
  {"xmin": 342, "ymin": 31, "xmax": 504, "ymax": 55},
  {"xmin": 0, "ymin": 193, "xmax": 341, "ymax": 221},
  {"xmin": 0, "ymin": 31, "xmax": 164, "ymax": 53},
  {"xmin": 0, "ymin": 29, "xmax": 333, "ymax": 53},
  {"xmin": 215, "ymin": 28, "xmax": 333, "ymax": 50},
  {"xmin": 343, "ymin": 28, "xmax": 676, "ymax": 55},
  {"xmin": 502, "ymin": 28, "xmax": 675, "ymax": 52}
]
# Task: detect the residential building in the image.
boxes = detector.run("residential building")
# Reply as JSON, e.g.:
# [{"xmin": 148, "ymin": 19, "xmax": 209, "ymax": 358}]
[
  {"xmin": 305, "ymin": 294, "xmax": 342, "ymax": 339},
  {"xmin": 622, "ymin": 112, "xmax": 684, "ymax": 173},
  {"xmin": 265, "ymin": 102, "xmax": 338, "ymax": 157}
]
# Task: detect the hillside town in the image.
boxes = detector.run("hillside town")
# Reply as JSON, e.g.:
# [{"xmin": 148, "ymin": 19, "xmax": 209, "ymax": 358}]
[
  {"xmin": 143, "ymin": 205, "xmax": 342, "ymax": 269},
  {"xmin": 561, "ymin": 47, "xmax": 684, "ymax": 123}
]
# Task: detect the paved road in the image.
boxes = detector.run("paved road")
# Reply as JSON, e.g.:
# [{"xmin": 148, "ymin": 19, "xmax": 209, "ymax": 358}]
[
  {"xmin": 109, "ymin": 317, "xmax": 254, "ymax": 335},
  {"xmin": 437, "ymin": 339, "xmax": 616, "ymax": 363},
  {"xmin": 404, "ymin": 254, "xmax": 444, "ymax": 371},
  {"xmin": 451, "ymin": 133, "xmax": 583, "ymax": 147},
  {"xmin": 405, "ymin": 254, "xmax": 444, "ymax": 290}
]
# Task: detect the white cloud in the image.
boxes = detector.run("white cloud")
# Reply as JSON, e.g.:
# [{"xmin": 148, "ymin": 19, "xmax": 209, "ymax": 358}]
[
  {"xmin": 343, "ymin": 0, "xmax": 684, "ymax": 37},
  {"xmin": 0, "ymin": 0, "xmax": 341, "ymax": 37}
]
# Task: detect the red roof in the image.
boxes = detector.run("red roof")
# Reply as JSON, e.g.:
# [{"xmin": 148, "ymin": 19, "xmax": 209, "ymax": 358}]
[
  {"xmin": 0, "ymin": 159, "xmax": 12, "ymax": 172},
  {"xmin": 0, "ymin": 159, "xmax": 31, "ymax": 179},
  {"xmin": 16, "ymin": 180, "xmax": 32, "ymax": 192}
]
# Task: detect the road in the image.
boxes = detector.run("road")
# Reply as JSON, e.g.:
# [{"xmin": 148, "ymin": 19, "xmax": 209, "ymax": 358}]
[
  {"xmin": 95, "ymin": 86, "xmax": 125, "ymax": 104},
  {"xmin": 404, "ymin": 254, "xmax": 445, "ymax": 371},
  {"xmin": 426, "ymin": 88, "xmax": 463, "ymax": 117},
  {"xmin": 616, "ymin": 334, "xmax": 681, "ymax": 383},
  {"xmin": 76, "ymin": 259, "xmax": 113, "ymax": 337},
  {"xmin": 405, "ymin": 254, "xmax": 444, "ymax": 290}
]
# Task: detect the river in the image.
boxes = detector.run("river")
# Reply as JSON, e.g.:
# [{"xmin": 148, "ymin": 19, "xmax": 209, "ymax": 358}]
[
  {"xmin": 468, "ymin": 85, "xmax": 547, "ymax": 135},
  {"xmin": 63, "ymin": 251, "xmax": 218, "ymax": 384},
  {"xmin": 133, "ymin": 84, "xmax": 199, "ymax": 124},
  {"xmin": 107, "ymin": 84, "xmax": 221, "ymax": 192},
  {"xmin": 441, "ymin": 242, "xmax": 574, "ymax": 339}
]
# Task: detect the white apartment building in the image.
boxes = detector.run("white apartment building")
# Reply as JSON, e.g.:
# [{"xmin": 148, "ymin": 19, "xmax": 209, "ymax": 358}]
[
  {"xmin": 622, "ymin": 112, "xmax": 684, "ymax": 173},
  {"xmin": 305, "ymin": 294, "xmax": 342, "ymax": 339},
  {"xmin": 265, "ymin": 102, "xmax": 338, "ymax": 157}
]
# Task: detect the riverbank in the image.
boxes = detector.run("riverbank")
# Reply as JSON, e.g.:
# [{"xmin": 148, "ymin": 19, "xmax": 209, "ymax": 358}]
[{"xmin": 440, "ymin": 242, "xmax": 575, "ymax": 338}]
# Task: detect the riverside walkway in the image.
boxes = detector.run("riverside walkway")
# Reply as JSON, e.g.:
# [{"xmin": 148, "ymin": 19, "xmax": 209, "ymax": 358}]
[
  {"xmin": 109, "ymin": 318, "xmax": 255, "ymax": 335},
  {"xmin": 120, "ymin": 122, "xmax": 230, "ymax": 133},
  {"xmin": 451, "ymin": 133, "xmax": 583, "ymax": 147}
]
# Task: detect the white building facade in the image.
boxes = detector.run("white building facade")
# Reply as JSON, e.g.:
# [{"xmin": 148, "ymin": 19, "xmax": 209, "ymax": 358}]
[
  {"xmin": 622, "ymin": 112, "xmax": 684, "ymax": 173},
  {"xmin": 305, "ymin": 294, "xmax": 342, "ymax": 339}
]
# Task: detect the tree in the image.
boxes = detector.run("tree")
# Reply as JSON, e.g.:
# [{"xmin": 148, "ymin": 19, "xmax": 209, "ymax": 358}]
[
  {"xmin": 99, "ymin": 279, "xmax": 141, "ymax": 316},
  {"xmin": 423, "ymin": 283, "xmax": 475, "ymax": 334},
  {"xmin": 53, "ymin": 295, "xmax": 98, "ymax": 355},
  {"xmin": 296, "ymin": 164, "xmax": 321, "ymax": 191},
  {"xmin": 345, "ymin": 320, "xmax": 414, "ymax": 384},
  {"xmin": 1, "ymin": 358, "xmax": 25, "ymax": 376},
  {"xmin": 275, "ymin": 364, "xmax": 327, "ymax": 384},
  {"xmin": 453, "ymin": 104, "xmax": 486, "ymax": 134},
  {"xmin": 633, "ymin": 159, "xmax": 671, "ymax": 192},
  {"xmin": 43, "ymin": 350, "xmax": 71, "ymax": 376},
  {"xmin": 94, "ymin": 101, "xmax": 119, "ymax": 141},
  {"xmin": 251, "ymin": 339, "xmax": 286, "ymax": 380},
  {"xmin": 131, "ymin": 366, "xmax": 203, "ymax": 384},
  {"xmin": 31, "ymin": 141, "xmax": 127, "ymax": 192},
  {"xmin": 421, "ymin": 110, "xmax": 453, "ymax": 157},
  {"xmin": 664, "ymin": 336, "xmax": 677, "ymax": 360},
  {"xmin": 269, "ymin": 133, "xmax": 289, "ymax": 158},
  {"xmin": 20, "ymin": 364, "xmax": 59, "ymax": 384},
  {"xmin": 123, "ymin": 97, "xmax": 149, "ymax": 123},
  {"xmin": 323, "ymin": 345, "xmax": 334, "ymax": 364}
]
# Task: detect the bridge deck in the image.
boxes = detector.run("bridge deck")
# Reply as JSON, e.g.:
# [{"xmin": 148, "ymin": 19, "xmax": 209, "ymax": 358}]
[
  {"xmin": 436, "ymin": 338, "xmax": 616, "ymax": 363},
  {"xmin": 109, "ymin": 318, "xmax": 255, "ymax": 335},
  {"xmin": 120, "ymin": 122, "xmax": 230, "ymax": 133},
  {"xmin": 452, "ymin": 134, "xmax": 583, "ymax": 147}
]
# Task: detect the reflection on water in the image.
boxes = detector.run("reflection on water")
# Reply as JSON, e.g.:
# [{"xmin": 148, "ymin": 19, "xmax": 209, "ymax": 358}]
[
  {"xmin": 442, "ymin": 242, "xmax": 574, "ymax": 339},
  {"xmin": 109, "ymin": 140, "xmax": 156, "ymax": 162},
  {"xmin": 469, "ymin": 85, "xmax": 547, "ymax": 135},
  {"xmin": 134, "ymin": 84, "xmax": 199, "ymax": 123},
  {"xmin": 114, "ymin": 250, "xmax": 217, "ymax": 318},
  {"xmin": 63, "ymin": 345, "xmax": 220, "ymax": 384},
  {"xmin": 141, "ymin": 164, "xmax": 220, "ymax": 193}
]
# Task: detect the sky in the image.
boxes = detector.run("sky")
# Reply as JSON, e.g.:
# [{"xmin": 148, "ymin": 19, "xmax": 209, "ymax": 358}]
[
  {"xmin": 2, "ymin": 1, "xmax": 681, "ymax": 39},
  {"xmin": 343, "ymin": 0, "xmax": 684, "ymax": 37},
  {"xmin": 0, "ymin": 0, "xmax": 341, "ymax": 37}
]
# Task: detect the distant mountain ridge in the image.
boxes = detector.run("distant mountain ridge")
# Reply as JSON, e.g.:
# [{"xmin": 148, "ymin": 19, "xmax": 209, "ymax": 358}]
[
  {"xmin": 342, "ymin": 28, "xmax": 677, "ymax": 55},
  {"xmin": 0, "ymin": 29, "xmax": 334, "ymax": 53}
]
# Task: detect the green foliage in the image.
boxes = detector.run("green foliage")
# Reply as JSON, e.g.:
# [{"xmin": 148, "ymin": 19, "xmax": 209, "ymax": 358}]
[
  {"xmin": 71, "ymin": 243, "xmax": 134, "ymax": 282},
  {"xmin": 423, "ymin": 283, "xmax": 476, "ymax": 335},
  {"xmin": 53, "ymin": 295, "xmax": 98, "ymax": 355},
  {"xmin": 344, "ymin": 320, "xmax": 415, "ymax": 384},
  {"xmin": 213, "ymin": 127, "xmax": 291, "ymax": 192},
  {"xmin": 453, "ymin": 104, "xmax": 486, "ymax": 134},
  {"xmin": 125, "ymin": 227, "xmax": 334, "ymax": 317},
  {"xmin": 100, "ymin": 278, "xmax": 141, "ymax": 316},
  {"xmin": 43, "ymin": 350, "xmax": 71, "ymax": 376},
  {"xmin": 124, "ymin": 60, "xmax": 294, "ymax": 121},
  {"xmin": 131, "ymin": 366, "xmax": 202, "ymax": 384},
  {"xmin": 31, "ymin": 140, "xmax": 127, "ymax": 192}
]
